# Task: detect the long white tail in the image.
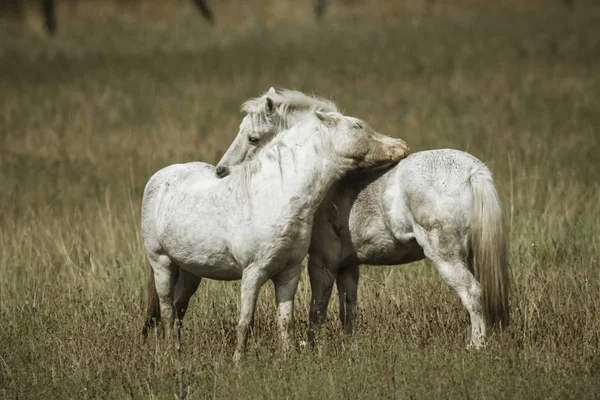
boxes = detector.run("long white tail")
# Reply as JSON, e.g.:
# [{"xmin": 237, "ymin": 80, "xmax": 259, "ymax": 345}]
[{"xmin": 469, "ymin": 165, "xmax": 510, "ymax": 328}]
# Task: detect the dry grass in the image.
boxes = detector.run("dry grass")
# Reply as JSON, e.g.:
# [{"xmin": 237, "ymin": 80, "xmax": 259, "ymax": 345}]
[{"xmin": 1, "ymin": 3, "xmax": 600, "ymax": 399}]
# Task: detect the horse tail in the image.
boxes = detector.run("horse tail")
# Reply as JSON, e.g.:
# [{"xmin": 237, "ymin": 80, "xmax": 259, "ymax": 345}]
[
  {"xmin": 142, "ymin": 259, "xmax": 161, "ymax": 338},
  {"xmin": 469, "ymin": 165, "xmax": 510, "ymax": 329}
]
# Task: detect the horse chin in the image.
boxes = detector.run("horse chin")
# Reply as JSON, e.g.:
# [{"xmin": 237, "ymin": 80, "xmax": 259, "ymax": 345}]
[{"xmin": 357, "ymin": 158, "xmax": 393, "ymax": 169}]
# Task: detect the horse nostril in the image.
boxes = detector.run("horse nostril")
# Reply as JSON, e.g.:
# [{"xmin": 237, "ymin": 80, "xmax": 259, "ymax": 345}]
[{"xmin": 215, "ymin": 165, "xmax": 229, "ymax": 178}]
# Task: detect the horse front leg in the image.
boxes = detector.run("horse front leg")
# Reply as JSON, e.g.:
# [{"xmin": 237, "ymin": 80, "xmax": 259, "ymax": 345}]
[
  {"xmin": 234, "ymin": 266, "xmax": 269, "ymax": 363},
  {"xmin": 307, "ymin": 255, "xmax": 336, "ymax": 345},
  {"xmin": 336, "ymin": 264, "xmax": 359, "ymax": 335},
  {"xmin": 272, "ymin": 264, "xmax": 302, "ymax": 354}
]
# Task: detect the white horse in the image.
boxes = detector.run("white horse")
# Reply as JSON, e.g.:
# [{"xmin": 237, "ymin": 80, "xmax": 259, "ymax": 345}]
[
  {"xmin": 141, "ymin": 109, "xmax": 409, "ymax": 362},
  {"xmin": 214, "ymin": 88, "xmax": 510, "ymax": 348}
]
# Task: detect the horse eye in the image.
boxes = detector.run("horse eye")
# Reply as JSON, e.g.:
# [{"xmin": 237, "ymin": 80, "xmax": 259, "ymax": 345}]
[{"xmin": 248, "ymin": 136, "xmax": 260, "ymax": 144}]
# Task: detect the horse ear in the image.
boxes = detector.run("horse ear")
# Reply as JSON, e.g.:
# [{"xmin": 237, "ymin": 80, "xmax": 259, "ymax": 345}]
[
  {"xmin": 265, "ymin": 97, "xmax": 275, "ymax": 115},
  {"xmin": 315, "ymin": 111, "xmax": 337, "ymax": 126},
  {"xmin": 267, "ymin": 87, "xmax": 277, "ymax": 94},
  {"xmin": 314, "ymin": 110, "xmax": 328, "ymax": 122}
]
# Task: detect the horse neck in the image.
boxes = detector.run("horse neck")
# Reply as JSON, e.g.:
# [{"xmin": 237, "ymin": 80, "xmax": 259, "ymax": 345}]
[
  {"xmin": 281, "ymin": 109, "xmax": 312, "ymax": 131},
  {"xmin": 252, "ymin": 127, "xmax": 346, "ymax": 219}
]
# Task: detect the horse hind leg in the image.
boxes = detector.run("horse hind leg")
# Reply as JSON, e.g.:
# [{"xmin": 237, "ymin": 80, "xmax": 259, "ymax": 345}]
[
  {"xmin": 142, "ymin": 260, "xmax": 161, "ymax": 339},
  {"xmin": 336, "ymin": 264, "xmax": 359, "ymax": 335},
  {"xmin": 149, "ymin": 255, "xmax": 188, "ymax": 397},
  {"xmin": 436, "ymin": 258, "xmax": 485, "ymax": 348},
  {"xmin": 171, "ymin": 266, "xmax": 202, "ymax": 400},
  {"xmin": 142, "ymin": 263, "xmax": 199, "ymax": 340},
  {"xmin": 143, "ymin": 263, "xmax": 199, "ymax": 341},
  {"xmin": 172, "ymin": 265, "xmax": 202, "ymax": 392},
  {"xmin": 148, "ymin": 254, "xmax": 178, "ymax": 338},
  {"xmin": 174, "ymin": 267, "xmax": 202, "ymax": 322},
  {"xmin": 416, "ymin": 226, "xmax": 486, "ymax": 348}
]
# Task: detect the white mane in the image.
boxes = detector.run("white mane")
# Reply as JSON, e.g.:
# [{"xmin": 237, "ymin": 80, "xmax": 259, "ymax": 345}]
[
  {"xmin": 234, "ymin": 112, "xmax": 339, "ymax": 187},
  {"xmin": 241, "ymin": 89, "xmax": 339, "ymax": 115}
]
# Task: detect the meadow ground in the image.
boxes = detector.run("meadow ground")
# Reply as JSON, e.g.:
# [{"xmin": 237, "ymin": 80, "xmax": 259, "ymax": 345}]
[{"xmin": 1, "ymin": 2, "xmax": 600, "ymax": 398}]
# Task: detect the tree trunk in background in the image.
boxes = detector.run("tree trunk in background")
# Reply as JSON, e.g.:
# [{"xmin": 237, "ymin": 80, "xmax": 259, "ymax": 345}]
[
  {"xmin": 2, "ymin": 0, "xmax": 332, "ymax": 35},
  {"xmin": 191, "ymin": 0, "xmax": 214, "ymax": 24},
  {"xmin": 314, "ymin": 0, "xmax": 326, "ymax": 19},
  {"xmin": 43, "ymin": 0, "xmax": 57, "ymax": 34}
]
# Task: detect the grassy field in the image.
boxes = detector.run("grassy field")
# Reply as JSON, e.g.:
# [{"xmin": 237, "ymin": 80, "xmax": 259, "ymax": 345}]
[{"xmin": 1, "ymin": 3, "xmax": 600, "ymax": 399}]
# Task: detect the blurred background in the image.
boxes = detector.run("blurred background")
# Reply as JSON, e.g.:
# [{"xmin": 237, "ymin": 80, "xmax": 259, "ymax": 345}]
[
  {"xmin": 1, "ymin": 1, "xmax": 599, "ymax": 399},
  {"xmin": 0, "ymin": 0, "xmax": 586, "ymax": 33}
]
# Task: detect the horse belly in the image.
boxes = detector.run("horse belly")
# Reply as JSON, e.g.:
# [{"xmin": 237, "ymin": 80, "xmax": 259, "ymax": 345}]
[
  {"xmin": 353, "ymin": 231, "xmax": 424, "ymax": 266},
  {"xmin": 161, "ymin": 220, "xmax": 243, "ymax": 280},
  {"xmin": 167, "ymin": 237, "xmax": 243, "ymax": 280},
  {"xmin": 178, "ymin": 260, "xmax": 243, "ymax": 281}
]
